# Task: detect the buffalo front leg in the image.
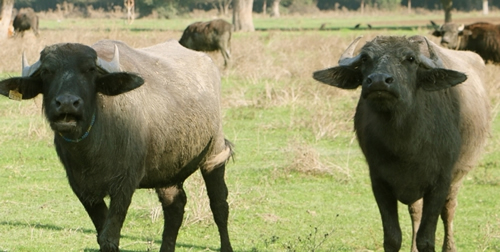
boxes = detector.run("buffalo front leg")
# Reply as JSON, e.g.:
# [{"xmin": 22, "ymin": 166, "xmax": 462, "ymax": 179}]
[
  {"xmin": 409, "ymin": 198, "xmax": 423, "ymax": 252},
  {"xmin": 201, "ymin": 165, "xmax": 233, "ymax": 252},
  {"xmin": 78, "ymin": 197, "xmax": 108, "ymax": 244},
  {"xmin": 416, "ymin": 181, "xmax": 450, "ymax": 252},
  {"xmin": 156, "ymin": 184, "xmax": 187, "ymax": 252},
  {"xmin": 371, "ymin": 180, "xmax": 402, "ymax": 252},
  {"xmin": 97, "ymin": 189, "xmax": 135, "ymax": 252}
]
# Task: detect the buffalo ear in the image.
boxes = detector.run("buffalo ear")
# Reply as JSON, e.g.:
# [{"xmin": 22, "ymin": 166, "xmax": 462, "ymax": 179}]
[
  {"xmin": 417, "ymin": 68, "xmax": 467, "ymax": 91},
  {"xmin": 0, "ymin": 77, "xmax": 43, "ymax": 100},
  {"xmin": 313, "ymin": 67, "xmax": 362, "ymax": 90},
  {"xmin": 431, "ymin": 30, "xmax": 442, "ymax": 37},
  {"xmin": 96, "ymin": 72, "xmax": 144, "ymax": 96}
]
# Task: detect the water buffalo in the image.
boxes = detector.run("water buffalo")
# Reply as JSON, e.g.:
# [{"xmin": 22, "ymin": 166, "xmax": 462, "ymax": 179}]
[
  {"xmin": 179, "ymin": 19, "xmax": 232, "ymax": 68},
  {"xmin": 0, "ymin": 39, "xmax": 234, "ymax": 252},
  {"xmin": 313, "ymin": 35, "xmax": 490, "ymax": 251},
  {"xmin": 431, "ymin": 21, "xmax": 500, "ymax": 63},
  {"xmin": 12, "ymin": 7, "xmax": 39, "ymax": 38}
]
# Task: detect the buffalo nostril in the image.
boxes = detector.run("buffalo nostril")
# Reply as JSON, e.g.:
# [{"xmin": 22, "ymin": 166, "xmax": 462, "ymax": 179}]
[
  {"xmin": 386, "ymin": 77, "xmax": 394, "ymax": 84},
  {"xmin": 367, "ymin": 78, "xmax": 373, "ymax": 84},
  {"xmin": 55, "ymin": 94, "xmax": 83, "ymax": 113}
]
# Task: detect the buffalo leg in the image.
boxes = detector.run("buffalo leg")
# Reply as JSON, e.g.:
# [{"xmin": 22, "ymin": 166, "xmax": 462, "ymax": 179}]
[
  {"xmin": 416, "ymin": 180, "xmax": 450, "ymax": 252},
  {"xmin": 97, "ymin": 188, "xmax": 135, "ymax": 252},
  {"xmin": 409, "ymin": 198, "xmax": 423, "ymax": 252},
  {"xmin": 201, "ymin": 165, "xmax": 233, "ymax": 252},
  {"xmin": 371, "ymin": 179, "xmax": 401, "ymax": 252},
  {"xmin": 156, "ymin": 184, "xmax": 187, "ymax": 252},
  {"xmin": 78, "ymin": 197, "xmax": 108, "ymax": 244},
  {"xmin": 221, "ymin": 49, "xmax": 231, "ymax": 68},
  {"xmin": 441, "ymin": 177, "xmax": 464, "ymax": 252}
]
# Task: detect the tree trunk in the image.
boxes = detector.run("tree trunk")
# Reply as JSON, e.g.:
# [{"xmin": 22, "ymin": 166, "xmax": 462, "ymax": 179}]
[
  {"xmin": 270, "ymin": 0, "xmax": 280, "ymax": 18},
  {"xmin": 441, "ymin": 0, "xmax": 452, "ymax": 23},
  {"xmin": 360, "ymin": 0, "xmax": 364, "ymax": 14},
  {"xmin": 124, "ymin": 0, "xmax": 135, "ymax": 24},
  {"xmin": 408, "ymin": 0, "xmax": 411, "ymax": 14},
  {"xmin": 483, "ymin": 0, "xmax": 489, "ymax": 15},
  {"xmin": 233, "ymin": 0, "xmax": 254, "ymax": 32},
  {"xmin": 0, "ymin": 0, "xmax": 14, "ymax": 40},
  {"xmin": 262, "ymin": 0, "xmax": 266, "ymax": 15}
]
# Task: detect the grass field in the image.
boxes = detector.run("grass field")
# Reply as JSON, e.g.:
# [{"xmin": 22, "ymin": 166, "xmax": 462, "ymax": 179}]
[{"xmin": 0, "ymin": 11, "xmax": 500, "ymax": 251}]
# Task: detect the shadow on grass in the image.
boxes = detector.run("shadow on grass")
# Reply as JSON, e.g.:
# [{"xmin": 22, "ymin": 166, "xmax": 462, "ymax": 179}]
[{"xmin": 0, "ymin": 221, "xmax": 229, "ymax": 252}]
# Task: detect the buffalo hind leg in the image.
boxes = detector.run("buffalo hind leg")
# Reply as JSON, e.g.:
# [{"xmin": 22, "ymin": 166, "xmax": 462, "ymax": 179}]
[
  {"xmin": 201, "ymin": 164, "xmax": 233, "ymax": 252},
  {"xmin": 156, "ymin": 185, "xmax": 187, "ymax": 252},
  {"xmin": 441, "ymin": 177, "xmax": 465, "ymax": 252},
  {"xmin": 409, "ymin": 198, "xmax": 423, "ymax": 252}
]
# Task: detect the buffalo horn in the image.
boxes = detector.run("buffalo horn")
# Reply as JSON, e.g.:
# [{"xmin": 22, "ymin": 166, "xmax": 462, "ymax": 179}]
[
  {"xmin": 458, "ymin": 24, "xmax": 465, "ymax": 31},
  {"xmin": 419, "ymin": 37, "xmax": 444, "ymax": 69},
  {"xmin": 96, "ymin": 44, "xmax": 121, "ymax": 73},
  {"xmin": 21, "ymin": 52, "xmax": 41, "ymax": 77},
  {"xmin": 338, "ymin": 36, "xmax": 363, "ymax": 67}
]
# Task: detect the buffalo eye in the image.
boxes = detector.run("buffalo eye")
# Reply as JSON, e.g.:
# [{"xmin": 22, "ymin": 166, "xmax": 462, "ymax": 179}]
[
  {"xmin": 406, "ymin": 55, "xmax": 416, "ymax": 63},
  {"xmin": 361, "ymin": 54, "xmax": 369, "ymax": 62}
]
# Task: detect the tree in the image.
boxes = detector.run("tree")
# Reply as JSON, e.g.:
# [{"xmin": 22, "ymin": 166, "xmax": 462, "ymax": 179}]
[
  {"xmin": 441, "ymin": 0, "xmax": 453, "ymax": 22},
  {"xmin": 124, "ymin": 0, "xmax": 134, "ymax": 24},
  {"xmin": 483, "ymin": 0, "xmax": 488, "ymax": 15},
  {"xmin": 270, "ymin": 0, "xmax": 280, "ymax": 17},
  {"xmin": 0, "ymin": 0, "xmax": 14, "ymax": 40},
  {"xmin": 233, "ymin": 0, "xmax": 254, "ymax": 32}
]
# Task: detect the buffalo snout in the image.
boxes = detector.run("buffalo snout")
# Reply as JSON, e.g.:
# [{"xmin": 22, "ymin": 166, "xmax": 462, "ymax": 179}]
[
  {"xmin": 362, "ymin": 73, "xmax": 398, "ymax": 100},
  {"xmin": 54, "ymin": 94, "xmax": 83, "ymax": 115},
  {"xmin": 366, "ymin": 72, "xmax": 394, "ymax": 85}
]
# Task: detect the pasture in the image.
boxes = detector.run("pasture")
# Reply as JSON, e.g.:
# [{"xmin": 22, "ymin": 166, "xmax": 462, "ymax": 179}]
[{"xmin": 0, "ymin": 10, "xmax": 500, "ymax": 251}]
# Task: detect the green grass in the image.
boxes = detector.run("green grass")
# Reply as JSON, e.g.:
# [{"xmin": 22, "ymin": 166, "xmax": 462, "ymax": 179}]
[{"xmin": 1, "ymin": 12, "xmax": 500, "ymax": 251}]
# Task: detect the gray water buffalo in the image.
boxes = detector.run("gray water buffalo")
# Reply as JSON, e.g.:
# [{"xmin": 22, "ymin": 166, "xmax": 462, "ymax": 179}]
[
  {"xmin": 12, "ymin": 8, "xmax": 39, "ymax": 37},
  {"xmin": 179, "ymin": 19, "xmax": 232, "ymax": 67},
  {"xmin": 0, "ymin": 39, "xmax": 234, "ymax": 252},
  {"xmin": 313, "ymin": 35, "xmax": 490, "ymax": 251},
  {"xmin": 431, "ymin": 21, "xmax": 500, "ymax": 63}
]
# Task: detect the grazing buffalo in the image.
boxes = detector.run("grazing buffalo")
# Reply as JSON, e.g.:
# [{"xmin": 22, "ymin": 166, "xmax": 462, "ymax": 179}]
[
  {"xmin": 313, "ymin": 35, "xmax": 490, "ymax": 251},
  {"xmin": 0, "ymin": 39, "xmax": 234, "ymax": 252},
  {"xmin": 431, "ymin": 21, "xmax": 500, "ymax": 63},
  {"xmin": 179, "ymin": 19, "xmax": 232, "ymax": 67},
  {"xmin": 12, "ymin": 8, "xmax": 39, "ymax": 38}
]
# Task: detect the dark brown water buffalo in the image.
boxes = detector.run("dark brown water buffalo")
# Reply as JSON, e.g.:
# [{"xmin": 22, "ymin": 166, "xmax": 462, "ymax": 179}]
[
  {"xmin": 313, "ymin": 35, "xmax": 490, "ymax": 251},
  {"xmin": 179, "ymin": 19, "xmax": 232, "ymax": 67},
  {"xmin": 12, "ymin": 8, "xmax": 39, "ymax": 38},
  {"xmin": 431, "ymin": 21, "xmax": 500, "ymax": 63},
  {"xmin": 0, "ymin": 39, "xmax": 233, "ymax": 252}
]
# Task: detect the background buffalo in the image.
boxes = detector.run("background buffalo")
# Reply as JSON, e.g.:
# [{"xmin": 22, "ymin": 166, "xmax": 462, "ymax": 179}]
[
  {"xmin": 12, "ymin": 7, "xmax": 39, "ymax": 38},
  {"xmin": 179, "ymin": 19, "xmax": 232, "ymax": 68},
  {"xmin": 431, "ymin": 21, "xmax": 500, "ymax": 63}
]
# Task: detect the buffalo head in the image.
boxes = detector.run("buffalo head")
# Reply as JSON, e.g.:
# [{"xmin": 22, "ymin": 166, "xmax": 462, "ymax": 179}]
[
  {"xmin": 313, "ymin": 36, "xmax": 467, "ymax": 112},
  {"xmin": 0, "ymin": 43, "xmax": 144, "ymax": 142},
  {"xmin": 430, "ymin": 21, "xmax": 470, "ymax": 49}
]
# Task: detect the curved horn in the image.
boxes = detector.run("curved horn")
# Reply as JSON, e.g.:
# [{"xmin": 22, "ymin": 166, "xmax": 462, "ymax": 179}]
[
  {"xmin": 22, "ymin": 52, "xmax": 41, "ymax": 77},
  {"xmin": 458, "ymin": 24, "xmax": 465, "ymax": 31},
  {"xmin": 419, "ymin": 37, "xmax": 445, "ymax": 69},
  {"xmin": 338, "ymin": 36, "xmax": 363, "ymax": 66},
  {"xmin": 96, "ymin": 44, "xmax": 120, "ymax": 73}
]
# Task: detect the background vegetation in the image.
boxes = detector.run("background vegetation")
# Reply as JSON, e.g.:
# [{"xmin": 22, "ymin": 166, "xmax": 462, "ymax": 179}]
[
  {"xmin": 0, "ymin": 8, "xmax": 499, "ymax": 252},
  {"xmin": 9, "ymin": 0, "xmax": 500, "ymax": 18}
]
